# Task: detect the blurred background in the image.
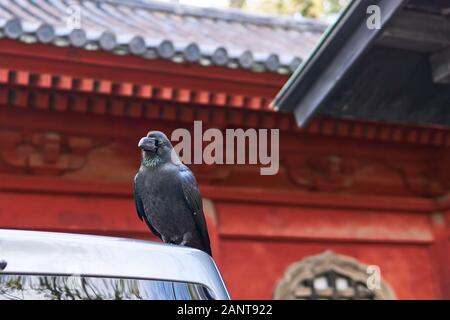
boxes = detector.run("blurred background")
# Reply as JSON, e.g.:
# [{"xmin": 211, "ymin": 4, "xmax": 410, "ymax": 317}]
[
  {"xmin": 0, "ymin": 0, "xmax": 449, "ymax": 300},
  {"xmin": 170, "ymin": 0, "xmax": 349, "ymax": 19}
]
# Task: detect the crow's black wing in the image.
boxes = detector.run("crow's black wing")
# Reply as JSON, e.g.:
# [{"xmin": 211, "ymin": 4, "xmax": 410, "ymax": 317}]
[
  {"xmin": 134, "ymin": 174, "xmax": 161, "ymax": 238},
  {"xmin": 178, "ymin": 165, "xmax": 211, "ymax": 255},
  {"xmin": 134, "ymin": 175, "xmax": 145, "ymax": 221}
]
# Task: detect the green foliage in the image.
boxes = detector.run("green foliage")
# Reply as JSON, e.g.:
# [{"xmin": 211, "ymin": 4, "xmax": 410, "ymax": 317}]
[{"xmin": 231, "ymin": 0, "xmax": 350, "ymax": 18}]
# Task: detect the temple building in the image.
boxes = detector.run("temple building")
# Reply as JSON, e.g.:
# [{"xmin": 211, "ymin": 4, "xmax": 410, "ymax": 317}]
[{"xmin": 0, "ymin": 0, "xmax": 448, "ymax": 299}]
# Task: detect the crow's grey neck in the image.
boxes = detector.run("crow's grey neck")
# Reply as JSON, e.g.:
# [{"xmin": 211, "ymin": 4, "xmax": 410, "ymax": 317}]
[{"xmin": 142, "ymin": 156, "xmax": 162, "ymax": 168}]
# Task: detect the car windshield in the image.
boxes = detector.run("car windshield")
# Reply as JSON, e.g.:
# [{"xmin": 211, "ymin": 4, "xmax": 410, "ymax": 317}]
[{"xmin": 0, "ymin": 274, "xmax": 213, "ymax": 300}]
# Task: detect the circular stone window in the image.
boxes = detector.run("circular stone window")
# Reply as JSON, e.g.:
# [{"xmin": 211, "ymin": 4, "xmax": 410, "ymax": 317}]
[{"xmin": 274, "ymin": 251, "xmax": 396, "ymax": 300}]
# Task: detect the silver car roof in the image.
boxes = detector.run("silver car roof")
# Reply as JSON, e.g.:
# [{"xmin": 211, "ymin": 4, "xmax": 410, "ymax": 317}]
[{"xmin": 0, "ymin": 229, "xmax": 230, "ymax": 300}]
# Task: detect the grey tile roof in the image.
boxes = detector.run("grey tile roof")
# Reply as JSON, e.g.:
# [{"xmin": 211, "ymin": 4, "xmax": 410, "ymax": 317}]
[{"xmin": 0, "ymin": 0, "xmax": 327, "ymax": 74}]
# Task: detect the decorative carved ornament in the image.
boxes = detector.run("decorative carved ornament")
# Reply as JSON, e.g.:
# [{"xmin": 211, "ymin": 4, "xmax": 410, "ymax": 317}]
[
  {"xmin": 274, "ymin": 251, "xmax": 396, "ymax": 300},
  {"xmin": 0, "ymin": 130, "xmax": 109, "ymax": 176},
  {"xmin": 283, "ymin": 154, "xmax": 449, "ymax": 197},
  {"xmin": 284, "ymin": 155, "xmax": 354, "ymax": 192}
]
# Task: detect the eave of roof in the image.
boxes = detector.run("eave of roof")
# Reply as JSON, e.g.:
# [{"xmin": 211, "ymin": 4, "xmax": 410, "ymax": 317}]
[
  {"xmin": 0, "ymin": 0, "xmax": 327, "ymax": 74},
  {"xmin": 272, "ymin": 0, "xmax": 406, "ymax": 126}
]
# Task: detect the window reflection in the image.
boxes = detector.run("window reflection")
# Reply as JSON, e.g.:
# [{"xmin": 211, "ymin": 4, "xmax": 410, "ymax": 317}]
[{"xmin": 0, "ymin": 274, "xmax": 212, "ymax": 300}]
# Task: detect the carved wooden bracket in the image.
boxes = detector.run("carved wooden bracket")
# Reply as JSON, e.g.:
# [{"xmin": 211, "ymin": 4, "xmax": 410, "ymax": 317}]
[{"xmin": 0, "ymin": 130, "xmax": 109, "ymax": 176}]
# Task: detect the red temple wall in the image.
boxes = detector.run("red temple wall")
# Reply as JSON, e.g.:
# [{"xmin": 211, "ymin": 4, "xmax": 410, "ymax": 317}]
[
  {"xmin": 214, "ymin": 200, "xmax": 439, "ymax": 299},
  {"xmin": 0, "ymin": 184, "xmax": 447, "ymax": 299},
  {"xmin": 220, "ymin": 240, "xmax": 438, "ymax": 299}
]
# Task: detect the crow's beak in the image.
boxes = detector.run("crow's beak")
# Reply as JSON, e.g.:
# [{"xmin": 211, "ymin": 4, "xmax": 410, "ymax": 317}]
[{"xmin": 138, "ymin": 137, "xmax": 158, "ymax": 152}]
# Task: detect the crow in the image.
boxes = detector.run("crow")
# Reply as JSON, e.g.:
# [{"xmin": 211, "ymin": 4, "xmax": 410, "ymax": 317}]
[{"xmin": 134, "ymin": 131, "xmax": 212, "ymax": 256}]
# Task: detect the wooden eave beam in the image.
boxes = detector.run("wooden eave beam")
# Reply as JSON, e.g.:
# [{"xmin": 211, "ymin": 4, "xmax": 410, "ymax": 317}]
[
  {"xmin": 430, "ymin": 47, "xmax": 450, "ymax": 84},
  {"xmin": 0, "ymin": 39, "xmax": 286, "ymax": 100},
  {"xmin": 1, "ymin": 94, "xmax": 450, "ymax": 148},
  {"xmin": 378, "ymin": 10, "xmax": 450, "ymax": 53},
  {"xmin": 0, "ymin": 67, "xmax": 272, "ymax": 110}
]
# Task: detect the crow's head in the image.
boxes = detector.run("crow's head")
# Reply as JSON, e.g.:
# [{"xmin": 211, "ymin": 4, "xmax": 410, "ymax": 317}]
[{"xmin": 138, "ymin": 131, "xmax": 174, "ymax": 167}]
